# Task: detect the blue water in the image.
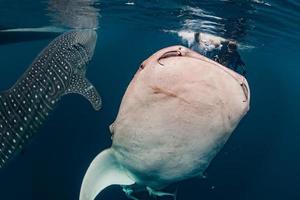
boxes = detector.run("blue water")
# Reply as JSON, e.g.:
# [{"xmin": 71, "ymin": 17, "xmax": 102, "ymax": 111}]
[{"xmin": 0, "ymin": 0, "xmax": 299, "ymax": 200}]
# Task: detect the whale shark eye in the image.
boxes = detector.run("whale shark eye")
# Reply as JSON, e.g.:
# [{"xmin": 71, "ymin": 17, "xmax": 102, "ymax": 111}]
[{"xmin": 139, "ymin": 64, "xmax": 145, "ymax": 69}]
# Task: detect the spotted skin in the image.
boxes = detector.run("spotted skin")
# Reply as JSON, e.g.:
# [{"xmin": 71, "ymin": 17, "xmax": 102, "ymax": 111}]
[{"xmin": 0, "ymin": 30, "xmax": 101, "ymax": 168}]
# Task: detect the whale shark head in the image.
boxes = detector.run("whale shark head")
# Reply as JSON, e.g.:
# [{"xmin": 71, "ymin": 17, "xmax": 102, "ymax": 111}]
[
  {"xmin": 72, "ymin": 29, "xmax": 97, "ymax": 59},
  {"xmin": 59, "ymin": 30, "xmax": 97, "ymax": 75}
]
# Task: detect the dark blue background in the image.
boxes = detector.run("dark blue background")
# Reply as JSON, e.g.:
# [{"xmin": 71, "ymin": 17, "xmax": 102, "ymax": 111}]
[{"xmin": 0, "ymin": 3, "xmax": 300, "ymax": 200}]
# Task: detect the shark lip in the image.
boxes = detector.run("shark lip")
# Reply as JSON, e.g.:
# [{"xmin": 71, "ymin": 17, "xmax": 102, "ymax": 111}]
[
  {"xmin": 158, "ymin": 50, "xmax": 183, "ymax": 65},
  {"xmin": 156, "ymin": 46, "xmax": 206, "ymax": 65}
]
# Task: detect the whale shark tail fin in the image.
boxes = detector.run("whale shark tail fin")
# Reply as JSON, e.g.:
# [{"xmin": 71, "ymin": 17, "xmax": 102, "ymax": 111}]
[{"xmin": 80, "ymin": 149, "xmax": 135, "ymax": 200}]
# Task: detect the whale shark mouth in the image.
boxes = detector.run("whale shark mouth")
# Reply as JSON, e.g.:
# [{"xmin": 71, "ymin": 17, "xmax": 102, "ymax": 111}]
[
  {"xmin": 156, "ymin": 46, "xmax": 214, "ymax": 66},
  {"xmin": 158, "ymin": 50, "xmax": 183, "ymax": 65},
  {"xmin": 156, "ymin": 45, "xmax": 246, "ymax": 77},
  {"xmin": 153, "ymin": 46, "xmax": 249, "ymax": 103}
]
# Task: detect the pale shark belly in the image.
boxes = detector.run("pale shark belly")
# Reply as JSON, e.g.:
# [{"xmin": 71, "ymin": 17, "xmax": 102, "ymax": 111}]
[{"xmin": 111, "ymin": 56, "xmax": 249, "ymax": 188}]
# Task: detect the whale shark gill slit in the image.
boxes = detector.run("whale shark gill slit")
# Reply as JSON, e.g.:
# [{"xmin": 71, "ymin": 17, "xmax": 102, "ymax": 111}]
[{"xmin": 0, "ymin": 30, "xmax": 101, "ymax": 168}]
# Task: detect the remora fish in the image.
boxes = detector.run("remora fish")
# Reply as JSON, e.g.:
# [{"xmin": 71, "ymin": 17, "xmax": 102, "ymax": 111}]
[
  {"xmin": 80, "ymin": 46, "xmax": 250, "ymax": 200},
  {"xmin": 0, "ymin": 30, "xmax": 101, "ymax": 168}
]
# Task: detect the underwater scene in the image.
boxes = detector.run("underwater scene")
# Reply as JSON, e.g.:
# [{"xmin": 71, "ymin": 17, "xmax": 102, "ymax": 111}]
[{"xmin": 0, "ymin": 0, "xmax": 299, "ymax": 200}]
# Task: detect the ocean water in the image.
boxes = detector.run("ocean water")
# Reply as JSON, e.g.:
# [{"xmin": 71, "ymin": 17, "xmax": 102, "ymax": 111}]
[{"xmin": 0, "ymin": 0, "xmax": 299, "ymax": 200}]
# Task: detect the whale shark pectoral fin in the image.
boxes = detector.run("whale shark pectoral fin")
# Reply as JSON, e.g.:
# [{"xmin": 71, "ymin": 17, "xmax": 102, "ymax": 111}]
[
  {"xmin": 80, "ymin": 149, "xmax": 135, "ymax": 200},
  {"xmin": 64, "ymin": 74, "xmax": 102, "ymax": 111}
]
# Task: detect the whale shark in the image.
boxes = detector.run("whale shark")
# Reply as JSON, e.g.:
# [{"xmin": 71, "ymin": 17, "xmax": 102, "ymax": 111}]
[
  {"xmin": 0, "ymin": 29, "xmax": 101, "ymax": 169},
  {"xmin": 80, "ymin": 46, "xmax": 250, "ymax": 200}
]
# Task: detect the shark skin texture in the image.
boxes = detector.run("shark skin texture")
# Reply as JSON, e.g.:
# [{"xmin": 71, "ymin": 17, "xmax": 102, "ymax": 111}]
[{"xmin": 0, "ymin": 30, "xmax": 101, "ymax": 169}]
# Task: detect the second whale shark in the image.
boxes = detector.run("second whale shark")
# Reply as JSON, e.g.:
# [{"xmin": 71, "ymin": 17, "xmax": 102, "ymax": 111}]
[{"xmin": 0, "ymin": 30, "xmax": 101, "ymax": 169}]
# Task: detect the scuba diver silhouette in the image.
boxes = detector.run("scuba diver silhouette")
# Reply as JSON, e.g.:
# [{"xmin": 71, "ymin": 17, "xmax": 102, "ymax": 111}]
[{"xmin": 191, "ymin": 32, "xmax": 246, "ymax": 76}]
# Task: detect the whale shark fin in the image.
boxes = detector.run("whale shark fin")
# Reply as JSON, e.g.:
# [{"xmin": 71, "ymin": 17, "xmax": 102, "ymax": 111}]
[
  {"xmin": 64, "ymin": 74, "xmax": 102, "ymax": 111},
  {"xmin": 80, "ymin": 149, "xmax": 135, "ymax": 200}
]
